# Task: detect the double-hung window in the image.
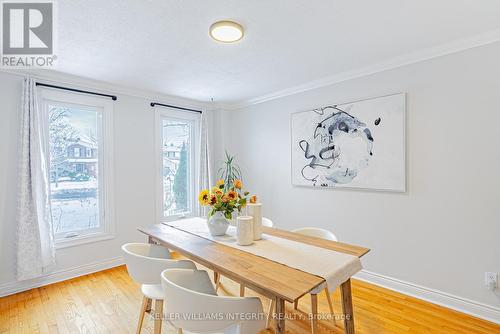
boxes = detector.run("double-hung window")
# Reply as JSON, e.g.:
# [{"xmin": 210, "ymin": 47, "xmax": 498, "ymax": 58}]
[
  {"xmin": 155, "ymin": 107, "xmax": 200, "ymax": 222},
  {"xmin": 39, "ymin": 88, "xmax": 115, "ymax": 247}
]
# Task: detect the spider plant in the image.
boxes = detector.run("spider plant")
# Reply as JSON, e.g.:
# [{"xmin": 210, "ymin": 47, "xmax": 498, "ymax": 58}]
[{"xmin": 218, "ymin": 151, "xmax": 242, "ymax": 192}]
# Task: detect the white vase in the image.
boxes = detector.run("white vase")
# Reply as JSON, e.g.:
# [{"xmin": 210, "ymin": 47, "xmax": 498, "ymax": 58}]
[
  {"xmin": 236, "ymin": 216, "xmax": 254, "ymax": 246},
  {"xmin": 207, "ymin": 211, "xmax": 230, "ymax": 236},
  {"xmin": 247, "ymin": 203, "xmax": 262, "ymax": 240}
]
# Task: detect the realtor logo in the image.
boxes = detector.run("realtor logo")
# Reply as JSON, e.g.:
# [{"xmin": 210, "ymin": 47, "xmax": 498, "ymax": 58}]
[{"xmin": 1, "ymin": 0, "xmax": 56, "ymax": 67}]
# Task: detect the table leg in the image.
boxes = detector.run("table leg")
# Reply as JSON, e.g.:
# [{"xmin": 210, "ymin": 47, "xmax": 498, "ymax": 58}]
[
  {"xmin": 310, "ymin": 293, "xmax": 318, "ymax": 334},
  {"xmin": 239, "ymin": 284, "xmax": 245, "ymax": 297},
  {"xmin": 340, "ymin": 279, "xmax": 355, "ymax": 334},
  {"xmin": 275, "ymin": 297, "xmax": 285, "ymax": 334}
]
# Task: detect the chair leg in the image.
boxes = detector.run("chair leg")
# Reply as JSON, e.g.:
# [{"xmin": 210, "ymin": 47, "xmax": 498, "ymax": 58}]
[
  {"xmin": 324, "ymin": 287, "xmax": 336, "ymax": 325},
  {"xmin": 266, "ymin": 299, "xmax": 276, "ymax": 329},
  {"xmin": 136, "ymin": 296, "xmax": 149, "ymax": 334},
  {"xmin": 214, "ymin": 272, "xmax": 221, "ymax": 292},
  {"xmin": 154, "ymin": 299, "xmax": 163, "ymax": 334},
  {"xmin": 239, "ymin": 284, "xmax": 245, "ymax": 297}
]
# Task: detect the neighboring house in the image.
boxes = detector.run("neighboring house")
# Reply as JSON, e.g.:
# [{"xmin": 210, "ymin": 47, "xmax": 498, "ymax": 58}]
[
  {"xmin": 163, "ymin": 157, "xmax": 178, "ymax": 178},
  {"xmin": 164, "ymin": 143, "xmax": 181, "ymax": 159},
  {"xmin": 163, "ymin": 143, "xmax": 182, "ymax": 180},
  {"xmin": 162, "ymin": 143, "xmax": 183, "ymax": 212},
  {"xmin": 163, "ymin": 156, "xmax": 178, "ymax": 200},
  {"xmin": 67, "ymin": 136, "xmax": 98, "ymax": 177}
]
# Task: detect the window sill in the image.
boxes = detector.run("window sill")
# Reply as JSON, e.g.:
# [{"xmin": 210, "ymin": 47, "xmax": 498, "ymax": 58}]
[{"xmin": 54, "ymin": 232, "xmax": 115, "ymax": 249}]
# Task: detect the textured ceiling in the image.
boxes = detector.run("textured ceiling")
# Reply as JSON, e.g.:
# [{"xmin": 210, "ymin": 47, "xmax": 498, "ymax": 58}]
[{"xmin": 55, "ymin": 0, "xmax": 500, "ymax": 104}]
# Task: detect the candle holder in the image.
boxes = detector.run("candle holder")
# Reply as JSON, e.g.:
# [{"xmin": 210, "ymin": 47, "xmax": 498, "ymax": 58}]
[
  {"xmin": 247, "ymin": 203, "xmax": 262, "ymax": 240},
  {"xmin": 236, "ymin": 216, "xmax": 254, "ymax": 246}
]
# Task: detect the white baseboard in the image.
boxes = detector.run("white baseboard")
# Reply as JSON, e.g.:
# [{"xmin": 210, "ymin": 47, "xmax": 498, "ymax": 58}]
[
  {"xmin": 0, "ymin": 256, "xmax": 124, "ymax": 297},
  {"xmin": 354, "ymin": 269, "xmax": 500, "ymax": 325}
]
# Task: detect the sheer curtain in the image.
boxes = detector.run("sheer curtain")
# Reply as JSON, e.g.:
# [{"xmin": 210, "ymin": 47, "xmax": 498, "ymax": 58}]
[
  {"xmin": 197, "ymin": 110, "xmax": 212, "ymax": 217},
  {"xmin": 16, "ymin": 77, "xmax": 56, "ymax": 280}
]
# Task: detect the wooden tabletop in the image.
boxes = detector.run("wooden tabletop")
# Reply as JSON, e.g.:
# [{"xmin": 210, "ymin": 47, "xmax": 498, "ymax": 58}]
[
  {"xmin": 262, "ymin": 227, "xmax": 370, "ymax": 258},
  {"xmin": 139, "ymin": 223, "xmax": 369, "ymax": 303}
]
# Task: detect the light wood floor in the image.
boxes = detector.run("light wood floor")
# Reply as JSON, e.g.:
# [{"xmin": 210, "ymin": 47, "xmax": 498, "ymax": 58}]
[{"xmin": 1, "ymin": 266, "xmax": 498, "ymax": 334}]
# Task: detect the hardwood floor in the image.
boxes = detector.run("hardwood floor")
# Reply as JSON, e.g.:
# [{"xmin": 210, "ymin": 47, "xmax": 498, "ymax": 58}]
[{"xmin": 0, "ymin": 266, "xmax": 498, "ymax": 334}]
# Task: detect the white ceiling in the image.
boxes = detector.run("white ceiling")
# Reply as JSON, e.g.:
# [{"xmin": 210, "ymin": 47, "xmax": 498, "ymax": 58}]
[{"xmin": 56, "ymin": 0, "xmax": 500, "ymax": 105}]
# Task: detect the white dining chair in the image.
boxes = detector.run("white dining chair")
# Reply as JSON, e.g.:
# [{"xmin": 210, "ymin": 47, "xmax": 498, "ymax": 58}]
[
  {"xmin": 291, "ymin": 227, "xmax": 338, "ymax": 324},
  {"xmin": 262, "ymin": 217, "xmax": 274, "ymax": 228},
  {"xmin": 291, "ymin": 227, "xmax": 338, "ymax": 241},
  {"xmin": 161, "ymin": 268, "xmax": 265, "ymax": 334},
  {"xmin": 122, "ymin": 243, "xmax": 197, "ymax": 334}
]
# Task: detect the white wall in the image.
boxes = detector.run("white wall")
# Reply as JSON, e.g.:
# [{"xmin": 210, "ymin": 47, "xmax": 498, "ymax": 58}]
[
  {"xmin": 1, "ymin": 42, "xmax": 499, "ymax": 322},
  {"xmin": 222, "ymin": 42, "xmax": 500, "ymax": 319},
  {"xmin": 0, "ymin": 70, "xmax": 216, "ymax": 294}
]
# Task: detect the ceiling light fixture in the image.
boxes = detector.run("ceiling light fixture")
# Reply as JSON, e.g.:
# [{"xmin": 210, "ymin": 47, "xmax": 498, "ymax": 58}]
[{"xmin": 209, "ymin": 21, "xmax": 244, "ymax": 43}]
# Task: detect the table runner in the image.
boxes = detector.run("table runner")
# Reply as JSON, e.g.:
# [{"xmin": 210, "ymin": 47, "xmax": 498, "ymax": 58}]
[{"xmin": 164, "ymin": 218, "xmax": 362, "ymax": 292}]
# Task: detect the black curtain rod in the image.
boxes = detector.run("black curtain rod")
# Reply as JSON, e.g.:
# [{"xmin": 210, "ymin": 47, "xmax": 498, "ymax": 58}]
[
  {"xmin": 36, "ymin": 83, "xmax": 117, "ymax": 101},
  {"xmin": 150, "ymin": 102, "xmax": 202, "ymax": 113}
]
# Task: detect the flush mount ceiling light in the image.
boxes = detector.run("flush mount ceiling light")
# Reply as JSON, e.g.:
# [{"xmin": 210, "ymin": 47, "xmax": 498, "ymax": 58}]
[{"xmin": 209, "ymin": 21, "xmax": 244, "ymax": 43}]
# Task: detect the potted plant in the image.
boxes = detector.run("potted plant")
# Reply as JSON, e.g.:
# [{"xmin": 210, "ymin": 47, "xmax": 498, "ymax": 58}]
[
  {"xmin": 198, "ymin": 179, "xmax": 252, "ymax": 236},
  {"xmin": 218, "ymin": 151, "xmax": 242, "ymax": 192}
]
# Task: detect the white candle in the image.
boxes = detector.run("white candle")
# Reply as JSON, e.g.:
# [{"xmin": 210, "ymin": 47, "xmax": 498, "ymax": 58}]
[
  {"xmin": 247, "ymin": 203, "xmax": 262, "ymax": 240},
  {"xmin": 236, "ymin": 216, "xmax": 254, "ymax": 246}
]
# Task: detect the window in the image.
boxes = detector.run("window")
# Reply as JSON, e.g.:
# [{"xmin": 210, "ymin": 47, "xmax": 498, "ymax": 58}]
[
  {"xmin": 75, "ymin": 163, "xmax": 84, "ymax": 172},
  {"xmin": 156, "ymin": 108, "xmax": 199, "ymax": 221},
  {"xmin": 40, "ymin": 88, "xmax": 114, "ymax": 247}
]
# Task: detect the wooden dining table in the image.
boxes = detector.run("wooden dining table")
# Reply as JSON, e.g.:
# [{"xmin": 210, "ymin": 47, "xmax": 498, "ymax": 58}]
[{"xmin": 139, "ymin": 223, "xmax": 370, "ymax": 334}]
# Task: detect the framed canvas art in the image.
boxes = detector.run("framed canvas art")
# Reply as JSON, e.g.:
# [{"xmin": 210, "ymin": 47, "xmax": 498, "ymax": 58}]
[{"xmin": 291, "ymin": 93, "xmax": 406, "ymax": 192}]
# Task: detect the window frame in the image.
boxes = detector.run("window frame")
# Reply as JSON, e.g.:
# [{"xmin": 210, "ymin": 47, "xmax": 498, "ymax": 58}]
[
  {"xmin": 39, "ymin": 88, "xmax": 115, "ymax": 248},
  {"xmin": 155, "ymin": 107, "xmax": 200, "ymax": 223}
]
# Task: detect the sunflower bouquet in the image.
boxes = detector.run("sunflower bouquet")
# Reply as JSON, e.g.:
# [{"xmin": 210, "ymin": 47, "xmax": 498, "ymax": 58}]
[{"xmin": 198, "ymin": 179, "xmax": 256, "ymax": 219}]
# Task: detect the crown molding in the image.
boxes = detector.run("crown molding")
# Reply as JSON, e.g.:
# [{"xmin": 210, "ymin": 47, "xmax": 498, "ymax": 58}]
[{"xmin": 224, "ymin": 28, "xmax": 500, "ymax": 110}]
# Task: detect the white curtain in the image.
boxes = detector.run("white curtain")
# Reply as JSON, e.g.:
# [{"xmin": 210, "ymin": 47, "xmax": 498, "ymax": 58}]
[
  {"xmin": 16, "ymin": 77, "xmax": 56, "ymax": 280},
  {"xmin": 197, "ymin": 110, "xmax": 212, "ymax": 216}
]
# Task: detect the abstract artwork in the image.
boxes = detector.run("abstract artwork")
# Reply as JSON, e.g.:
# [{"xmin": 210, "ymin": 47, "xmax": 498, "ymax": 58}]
[{"xmin": 291, "ymin": 93, "xmax": 405, "ymax": 192}]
